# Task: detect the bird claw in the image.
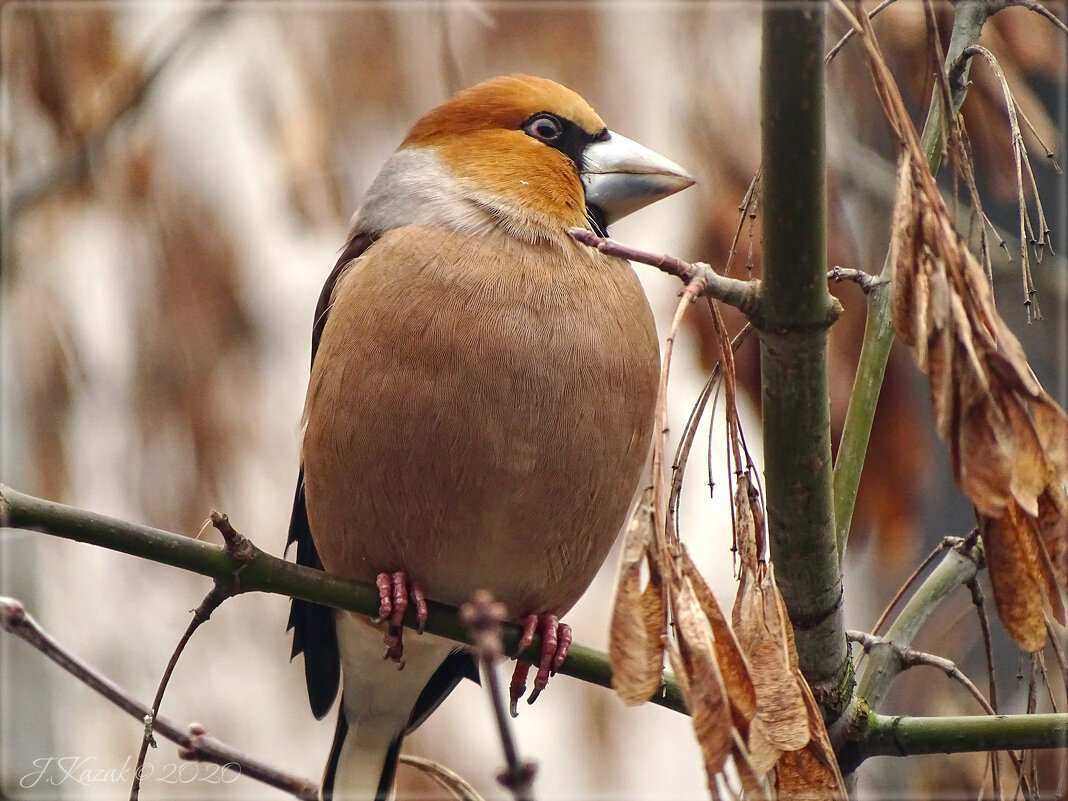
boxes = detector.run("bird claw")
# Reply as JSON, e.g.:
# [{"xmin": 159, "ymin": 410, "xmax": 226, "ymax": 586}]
[
  {"xmin": 373, "ymin": 571, "xmax": 427, "ymax": 665},
  {"xmin": 508, "ymin": 614, "xmax": 572, "ymax": 714}
]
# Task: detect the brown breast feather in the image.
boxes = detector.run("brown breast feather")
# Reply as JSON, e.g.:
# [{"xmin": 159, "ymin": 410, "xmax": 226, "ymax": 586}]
[{"xmin": 301, "ymin": 224, "xmax": 659, "ymax": 617}]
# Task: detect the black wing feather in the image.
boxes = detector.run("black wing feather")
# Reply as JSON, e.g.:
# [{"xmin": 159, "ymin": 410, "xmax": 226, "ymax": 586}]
[{"xmin": 287, "ymin": 233, "xmax": 373, "ymax": 719}]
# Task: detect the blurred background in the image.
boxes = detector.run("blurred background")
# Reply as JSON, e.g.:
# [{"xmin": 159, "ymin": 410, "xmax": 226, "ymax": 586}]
[{"xmin": 1, "ymin": 2, "xmax": 1065, "ymax": 799}]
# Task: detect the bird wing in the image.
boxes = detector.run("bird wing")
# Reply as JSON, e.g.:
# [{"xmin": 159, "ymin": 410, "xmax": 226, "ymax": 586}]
[
  {"xmin": 286, "ymin": 232, "xmax": 372, "ymax": 719},
  {"xmin": 286, "ymin": 231, "xmax": 477, "ymax": 721}
]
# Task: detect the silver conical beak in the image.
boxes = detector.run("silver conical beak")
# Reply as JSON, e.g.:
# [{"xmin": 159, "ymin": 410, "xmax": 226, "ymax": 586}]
[{"xmin": 581, "ymin": 131, "xmax": 695, "ymax": 226}]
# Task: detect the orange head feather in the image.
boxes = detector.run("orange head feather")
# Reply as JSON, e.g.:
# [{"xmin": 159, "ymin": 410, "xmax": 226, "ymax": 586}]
[
  {"xmin": 400, "ymin": 75, "xmax": 609, "ymax": 234},
  {"xmin": 402, "ymin": 74, "xmax": 606, "ymax": 147}
]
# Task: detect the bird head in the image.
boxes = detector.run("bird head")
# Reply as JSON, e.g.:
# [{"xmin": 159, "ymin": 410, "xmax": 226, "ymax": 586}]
[{"xmin": 354, "ymin": 75, "xmax": 694, "ymax": 244}]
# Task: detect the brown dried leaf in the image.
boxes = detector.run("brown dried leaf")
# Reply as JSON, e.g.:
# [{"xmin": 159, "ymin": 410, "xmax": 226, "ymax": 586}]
[
  {"xmin": 984, "ymin": 333, "xmax": 1043, "ymax": 399},
  {"xmin": 957, "ymin": 398, "xmax": 1013, "ymax": 517},
  {"xmin": 798, "ymin": 670, "xmax": 847, "ymax": 790},
  {"xmin": 927, "ymin": 322, "xmax": 956, "ymax": 437},
  {"xmin": 734, "ymin": 564, "xmax": 809, "ymax": 752},
  {"xmin": 747, "ymin": 477, "xmax": 768, "ymax": 564},
  {"xmin": 889, "ymin": 166, "xmax": 919, "ymax": 348},
  {"xmin": 846, "ymin": 0, "xmax": 1068, "ymax": 659},
  {"xmin": 734, "ymin": 473, "xmax": 758, "ymax": 572},
  {"xmin": 774, "ymin": 745, "xmax": 847, "ymax": 801},
  {"xmin": 680, "ymin": 546, "xmax": 757, "ymax": 726},
  {"xmin": 674, "ymin": 580, "xmax": 734, "ymax": 781},
  {"xmin": 1032, "ymin": 490, "xmax": 1067, "ymax": 625},
  {"xmin": 746, "ymin": 717, "xmax": 780, "ymax": 777},
  {"xmin": 981, "ymin": 505, "xmax": 1048, "ymax": 651},
  {"xmin": 674, "ymin": 578, "xmax": 735, "ymax": 776},
  {"xmin": 1036, "ymin": 488, "xmax": 1068, "ymax": 598},
  {"xmin": 946, "ymin": 287, "xmax": 990, "ymax": 397},
  {"xmin": 772, "ymin": 678, "xmax": 847, "ymax": 801},
  {"xmin": 1001, "ymin": 394, "xmax": 1048, "ymax": 518},
  {"xmin": 610, "ymin": 489, "xmax": 666, "ymax": 705},
  {"xmin": 731, "ymin": 730, "xmax": 772, "ymax": 801},
  {"xmin": 1033, "ymin": 397, "xmax": 1068, "ymax": 501}
]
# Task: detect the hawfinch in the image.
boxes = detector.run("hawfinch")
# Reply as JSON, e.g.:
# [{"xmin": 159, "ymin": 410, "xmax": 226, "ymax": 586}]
[{"xmin": 286, "ymin": 74, "xmax": 693, "ymax": 800}]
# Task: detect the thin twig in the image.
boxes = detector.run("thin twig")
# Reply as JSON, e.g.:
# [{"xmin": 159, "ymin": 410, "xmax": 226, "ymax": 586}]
[
  {"xmin": 724, "ymin": 169, "xmax": 761, "ymax": 276},
  {"xmin": 827, "ymin": 0, "xmax": 994, "ymax": 563},
  {"xmin": 1002, "ymin": 0, "xmax": 1068, "ymax": 36},
  {"xmin": 665, "ymin": 172, "xmax": 761, "ymax": 537},
  {"xmin": 130, "ymin": 512, "xmax": 253, "ymax": 801},
  {"xmin": 969, "ymin": 577, "xmax": 1002, "ymax": 799},
  {"xmin": 827, "ymin": 266, "xmax": 889, "ymax": 294},
  {"xmin": 460, "ymin": 592, "xmax": 537, "ymax": 801},
  {"xmin": 1024, "ymin": 656, "xmax": 1041, "ymax": 797},
  {"xmin": 1035, "ymin": 652, "xmax": 1060, "ymax": 713},
  {"xmin": 825, "ymin": 0, "xmax": 900, "ymax": 63},
  {"xmin": 953, "ymin": 116, "xmax": 999, "ymax": 290},
  {"xmin": 969, "ymin": 578, "xmax": 1000, "ymax": 714},
  {"xmin": 1012, "ymin": 96, "xmax": 1063, "ymax": 176},
  {"xmin": 848, "ymin": 630, "xmax": 997, "ymax": 714},
  {"xmin": 1046, "ymin": 617, "xmax": 1068, "ymax": 698},
  {"xmin": 568, "ymin": 229, "xmax": 764, "ymax": 319},
  {"xmin": 668, "ymin": 322, "xmax": 755, "ymax": 542},
  {"xmin": 925, "ymin": 0, "xmax": 957, "ymax": 174},
  {"xmin": 1048, "ymin": 620, "xmax": 1068, "ymax": 799},
  {"xmin": 850, "ymin": 625, "xmax": 1033, "ymax": 789},
  {"xmin": 868, "ymin": 536, "xmax": 964, "ymax": 644},
  {"xmin": 855, "ymin": 534, "xmax": 984, "ymax": 710},
  {"xmin": 955, "ymin": 44, "xmax": 1044, "ymax": 319},
  {"xmin": 0, "ymin": 597, "xmax": 319, "ymax": 800},
  {"xmin": 399, "ymin": 755, "xmax": 485, "ymax": 801},
  {"xmin": 652, "ymin": 285, "xmax": 705, "ymax": 563}
]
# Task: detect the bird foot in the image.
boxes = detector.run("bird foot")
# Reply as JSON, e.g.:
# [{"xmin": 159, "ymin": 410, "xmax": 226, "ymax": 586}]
[
  {"xmin": 508, "ymin": 614, "xmax": 572, "ymax": 716},
  {"xmin": 372, "ymin": 571, "xmax": 427, "ymax": 666}
]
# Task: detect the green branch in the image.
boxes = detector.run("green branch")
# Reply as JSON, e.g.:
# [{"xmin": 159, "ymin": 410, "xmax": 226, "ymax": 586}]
[
  {"xmin": 6, "ymin": 486, "xmax": 1065, "ymax": 763},
  {"xmin": 831, "ymin": 0, "xmax": 993, "ymax": 555},
  {"xmin": 759, "ymin": 2, "xmax": 850, "ymax": 710},
  {"xmin": 865, "ymin": 711, "xmax": 1068, "ymax": 758},
  {"xmin": 855, "ymin": 538, "xmax": 983, "ymax": 710},
  {"xmin": 0, "ymin": 483, "xmax": 686, "ymax": 715}
]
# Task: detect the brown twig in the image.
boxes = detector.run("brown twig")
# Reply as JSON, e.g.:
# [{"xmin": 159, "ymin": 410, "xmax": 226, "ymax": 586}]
[
  {"xmin": 460, "ymin": 591, "xmax": 537, "ymax": 801},
  {"xmin": 969, "ymin": 576, "xmax": 1003, "ymax": 799},
  {"xmin": 650, "ymin": 280, "xmax": 712, "ymax": 568},
  {"xmin": 129, "ymin": 512, "xmax": 254, "ymax": 801},
  {"xmin": 968, "ymin": 578, "xmax": 1000, "ymax": 715},
  {"xmin": 1045, "ymin": 617, "xmax": 1068, "ymax": 702},
  {"xmin": 668, "ymin": 323, "xmax": 755, "ymax": 538},
  {"xmin": 1002, "ymin": 0, "xmax": 1068, "ymax": 36},
  {"xmin": 827, "ymin": 266, "xmax": 889, "ymax": 294},
  {"xmin": 1023, "ymin": 656, "xmax": 1041, "ymax": 797},
  {"xmin": 399, "ymin": 755, "xmax": 485, "ymax": 801},
  {"xmin": 848, "ymin": 630, "xmax": 996, "ymax": 715},
  {"xmin": 866, "ymin": 535, "xmax": 965, "ymax": 647},
  {"xmin": 825, "ymin": 0, "xmax": 900, "ymax": 63},
  {"xmin": 952, "ymin": 113, "xmax": 1000, "ymax": 290},
  {"xmin": 568, "ymin": 229, "xmax": 763, "ymax": 319},
  {"xmin": 725, "ymin": 169, "xmax": 761, "ymax": 276},
  {"xmin": 954, "ymin": 44, "xmax": 1046, "ymax": 319},
  {"xmin": 0, "ymin": 596, "xmax": 319, "ymax": 800}
]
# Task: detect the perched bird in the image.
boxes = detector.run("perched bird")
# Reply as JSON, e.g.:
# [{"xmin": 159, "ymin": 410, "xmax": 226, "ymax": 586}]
[{"xmin": 287, "ymin": 74, "xmax": 693, "ymax": 800}]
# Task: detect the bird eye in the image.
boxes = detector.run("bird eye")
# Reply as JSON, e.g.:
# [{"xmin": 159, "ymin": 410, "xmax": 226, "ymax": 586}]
[{"xmin": 523, "ymin": 114, "xmax": 563, "ymax": 143}]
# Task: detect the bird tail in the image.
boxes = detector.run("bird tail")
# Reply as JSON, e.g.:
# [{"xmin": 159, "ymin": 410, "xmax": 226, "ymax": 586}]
[{"xmin": 321, "ymin": 705, "xmax": 403, "ymax": 801}]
